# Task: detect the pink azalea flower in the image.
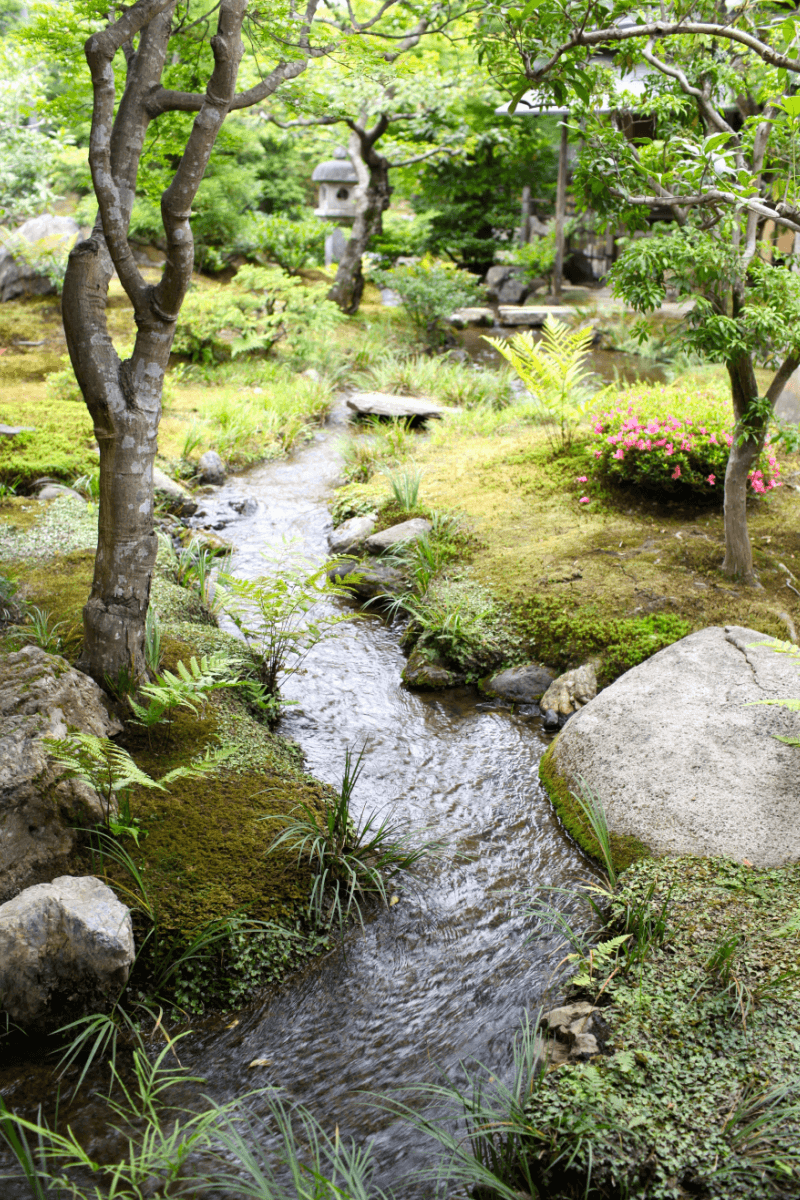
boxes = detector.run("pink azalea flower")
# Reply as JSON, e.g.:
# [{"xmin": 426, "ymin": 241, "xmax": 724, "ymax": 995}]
[
  {"xmin": 577, "ymin": 476, "xmax": 588, "ymax": 482},
  {"xmin": 672, "ymin": 465, "xmax": 681, "ymax": 479},
  {"xmin": 579, "ymin": 496, "xmax": 590, "ymax": 504},
  {"xmin": 707, "ymin": 474, "xmax": 715, "ymax": 485},
  {"xmin": 593, "ymin": 448, "xmax": 602, "ymax": 458},
  {"xmin": 665, "ymin": 443, "xmax": 674, "ymax": 455},
  {"xmin": 613, "ymin": 448, "xmax": 625, "ymax": 460}
]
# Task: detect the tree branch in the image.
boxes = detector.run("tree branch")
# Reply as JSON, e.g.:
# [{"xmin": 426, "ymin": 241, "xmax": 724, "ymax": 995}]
[
  {"xmin": 608, "ymin": 186, "xmax": 800, "ymax": 234},
  {"xmin": 641, "ymin": 39, "xmax": 734, "ymax": 136}
]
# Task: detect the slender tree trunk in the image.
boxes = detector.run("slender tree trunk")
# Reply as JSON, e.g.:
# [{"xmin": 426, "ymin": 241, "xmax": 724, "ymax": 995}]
[
  {"xmin": 722, "ymin": 352, "xmax": 763, "ymax": 585},
  {"xmin": 327, "ymin": 120, "xmax": 391, "ymax": 315}
]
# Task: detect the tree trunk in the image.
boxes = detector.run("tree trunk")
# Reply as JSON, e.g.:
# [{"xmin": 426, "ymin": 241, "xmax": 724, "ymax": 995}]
[
  {"xmin": 327, "ymin": 120, "xmax": 391, "ymax": 315},
  {"xmin": 722, "ymin": 352, "xmax": 762, "ymax": 585}
]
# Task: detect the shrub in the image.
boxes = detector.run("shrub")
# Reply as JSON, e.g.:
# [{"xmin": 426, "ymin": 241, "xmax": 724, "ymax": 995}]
[
  {"xmin": 172, "ymin": 266, "xmax": 341, "ymax": 364},
  {"xmin": 372, "ymin": 255, "xmax": 484, "ymax": 347},
  {"xmin": 237, "ymin": 211, "xmax": 326, "ymax": 274},
  {"xmin": 368, "ymin": 209, "xmax": 436, "ymax": 266},
  {"xmin": 589, "ymin": 382, "xmax": 782, "ymax": 499}
]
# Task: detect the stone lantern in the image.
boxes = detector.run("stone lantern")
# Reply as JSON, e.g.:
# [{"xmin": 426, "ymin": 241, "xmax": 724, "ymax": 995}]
[{"xmin": 312, "ymin": 146, "xmax": 358, "ymax": 265}]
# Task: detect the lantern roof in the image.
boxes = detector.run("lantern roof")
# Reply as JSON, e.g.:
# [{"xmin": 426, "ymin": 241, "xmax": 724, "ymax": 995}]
[{"xmin": 312, "ymin": 159, "xmax": 358, "ymax": 183}]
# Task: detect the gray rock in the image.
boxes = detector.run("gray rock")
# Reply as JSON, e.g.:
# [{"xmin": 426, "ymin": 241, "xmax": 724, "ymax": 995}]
[
  {"xmin": 540, "ymin": 662, "xmax": 597, "ymax": 716},
  {"xmin": 0, "ymin": 876, "xmax": 134, "ymax": 1030},
  {"xmin": 0, "ymin": 424, "xmax": 35, "ymax": 436},
  {"xmin": 543, "ymin": 708, "xmax": 559, "ymax": 730},
  {"xmin": 450, "ymin": 307, "xmax": 495, "ymax": 328},
  {"xmin": 541, "ymin": 1002, "xmax": 601, "ymax": 1059},
  {"xmin": 0, "ymin": 646, "xmax": 121, "ymax": 903},
  {"xmin": 0, "ymin": 215, "xmax": 80, "ymax": 303},
  {"xmin": 365, "ymin": 518, "xmax": 432, "ymax": 554},
  {"xmin": 153, "ymin": 466, "xmax": 197, "ymax": 517},
  {"xmin": 379, "ymin": 287, "xmax": 402, "ymax": 307},
  {"xmin": 482, "ymin": 663, "xmax": 554, "ymax": 703},
  {"xmin": 347, "ymin": 393, "xmax": 445, "ymax": 421},
  {"xmin": 329, "ymin": 514, "xmax": 377, "ymax": 554},
  {"xmin": 329, "ymin": 559, "xmax": 407, "ymax": 604},
  {"xmin": 197, "ymin": 450, "xmax": 226, "ymax": 485},
  {"xmin": 483, "ymin": 265, "xmax": 513, "ymax": 299},
  {"xmin": 544, "ymin": 625, "xmax": 800, "ymax": 867},
  {"xmin": 35, "ymin": 483, "xmax": 86, "ymax": 502},
  {"xmin": 497, "ymin": 277, "xmax": 529, "ymax": 305},
  {"xmin": 402, "ymin": 647, "xmax": 464, "ymax": 690}
]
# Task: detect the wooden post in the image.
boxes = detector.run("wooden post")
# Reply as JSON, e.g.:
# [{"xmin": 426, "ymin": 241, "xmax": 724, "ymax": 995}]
[
  {"xmin": 520, "ymin": 184, "xmax": 531, "ymax": 245},
  {"xmin": 553, "ymin": 118, "xmax": 568, "ymax": 299}
]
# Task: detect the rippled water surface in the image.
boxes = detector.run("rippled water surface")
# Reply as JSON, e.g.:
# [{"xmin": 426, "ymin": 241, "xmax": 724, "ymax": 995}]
[{"xmin": 2, "ymin": 402, "xmax": 595, "ymax": 1188}]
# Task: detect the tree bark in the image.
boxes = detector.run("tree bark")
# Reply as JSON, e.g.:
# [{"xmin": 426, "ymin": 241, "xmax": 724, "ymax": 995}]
[
  {"xmin": 722, "ymin": 352, "xmax": 763, "ymax": 585},
  {"xmin": 327, "ymin": 118, "xmax": 391, "ymax": 315},
  {"xmin": 65, "ymin": 0, "xmax": 246, "ymax": 686}
]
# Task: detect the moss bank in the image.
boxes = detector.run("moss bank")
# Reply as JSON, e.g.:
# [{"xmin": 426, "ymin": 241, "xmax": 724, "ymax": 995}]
[{"xmin": 525, "ymin": 855, "xmax": 800, "ymax": 1198}]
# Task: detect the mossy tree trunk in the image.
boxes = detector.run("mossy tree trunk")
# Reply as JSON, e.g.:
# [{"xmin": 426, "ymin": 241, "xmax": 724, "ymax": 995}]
[{"xmin": 327, "ymin": 119, "xmax": 391, "ymax": 315}]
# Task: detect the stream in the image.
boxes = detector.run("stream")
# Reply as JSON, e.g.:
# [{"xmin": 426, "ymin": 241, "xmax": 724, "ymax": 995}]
[
  {"xmin": 1, "ymin": 398, "xmax": 599, "ymax": 1194},
  {"xmin": 173, "ymin": 401, "xmax": 596, "ymax": 1185}
]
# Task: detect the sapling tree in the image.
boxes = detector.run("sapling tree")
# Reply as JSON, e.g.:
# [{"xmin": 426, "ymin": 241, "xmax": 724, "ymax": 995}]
[
  {"xmin": 35, "ymin": 0, "xmax": 436, "ymax": 685},
  {"xmin": 478, "ymin": 0, "xmax": 800, "ymax": 584}
]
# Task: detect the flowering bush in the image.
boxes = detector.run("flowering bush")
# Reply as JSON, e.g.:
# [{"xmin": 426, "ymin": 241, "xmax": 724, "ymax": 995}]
[{"xmin": 589, "ymin": 383, "xmax": 781, "ymax": 499}]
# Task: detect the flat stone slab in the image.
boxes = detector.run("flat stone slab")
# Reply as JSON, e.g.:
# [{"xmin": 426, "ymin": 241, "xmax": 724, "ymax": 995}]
[
  {"xmin": 450, "ymin": 307, "xmax": 495, "ymax": 327},
  {"xmin": 365, "ymin": 518, "xmax": 431, "ymax": 554},
  {"xmin": 347, "ymin": 393, "xmax": 445, "ymax": 421},
  {"xmin": 498, "ymin": 305, "xmax": 585, "ymax": 326},
  {"xmin": 545, "ymin": 626, "xmax": 800, "ymax": 867},
  {"xmin": 329, "ymin": 513, "xmax": 376, "ymax": 554},
  {"xmin": 0, "ymin": 424, "xmax": 35, "ymax": 436}
]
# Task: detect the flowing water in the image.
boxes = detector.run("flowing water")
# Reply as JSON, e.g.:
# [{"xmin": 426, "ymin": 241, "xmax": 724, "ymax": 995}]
[{"xmin": 1, "ymin": 400, "xmax": 599, "ymax": 1191}]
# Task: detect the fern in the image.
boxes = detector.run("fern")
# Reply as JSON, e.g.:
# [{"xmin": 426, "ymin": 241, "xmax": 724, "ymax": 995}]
[
  {"xmin": 484, "ymin": 317, "xmax": 598, "ymax": 451},
  {"xmin": 129, "ymin": 653, "xmax": 241, "ymax": 740}
]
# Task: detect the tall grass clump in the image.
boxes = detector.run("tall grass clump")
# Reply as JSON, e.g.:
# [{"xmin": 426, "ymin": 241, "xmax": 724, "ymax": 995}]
[
  {"xmin": 355, "ymin": 352, "xmax": 515, "ymax": 410},
  {"xmin": 266, "ymin": 745, "xmax": 441, "ymax": 935},
  {"xmin": 381, "ymin": 464, "xmax": 422, "ymax": 511}
]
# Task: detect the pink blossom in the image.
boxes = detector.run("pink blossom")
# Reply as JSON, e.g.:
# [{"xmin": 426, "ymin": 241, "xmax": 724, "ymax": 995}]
[
  {"xmin": 665, "ymin": 443, "xmax": 674, "ymax": 456},
  {"xmin": 577, "ymin": 476, "xmax": 588, "ymax": 482},
  {"xmin": 707, "ymin": 474, "xmax": 715, "ymax": 485},
  {"xmin": 593, "ymin": 448, "xmax": 602, "ymax": 458},
  {"xmin": 579, "ymin": 496, "xmax": 590, "ymax": 504},
  {"xmin": 613, "ymin": 448, "xmax": 625, "ymax": 460},
  {"xmin": 709, "ymin": 433, "xmax": 718, "ymax": 444},
  {"xmin": 671, "ymin": 465, "xmax": 681, "ymax": 480}
]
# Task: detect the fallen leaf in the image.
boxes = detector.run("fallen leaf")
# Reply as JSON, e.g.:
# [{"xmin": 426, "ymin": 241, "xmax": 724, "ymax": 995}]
[
  {"xmin": 389, "ymin": 895, "xmax": 399, "ymax": 906},
  {"xmin": 742, "ymin": 858, "xmax": 753, "ymax": 867},
  {"xmin": 248, "ymin": 1058, "xmax": 271, "ymax": 1068},
  {"xmin": 225, "ymin": 1018, "xmax": 239, "ymax": 1029}
]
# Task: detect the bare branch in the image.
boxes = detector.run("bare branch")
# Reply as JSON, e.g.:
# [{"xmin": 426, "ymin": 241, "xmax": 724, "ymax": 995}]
[
  {"xmin": 641, "ymin": 39, "xmax": 734, "ymax": 136},
  {"xmin": 390, "ymin": 143, "xmax": 458, "ymax": 167},
  {"xmin": 608, "ymin": 187, "xmax": 800, "ymax": 235}
]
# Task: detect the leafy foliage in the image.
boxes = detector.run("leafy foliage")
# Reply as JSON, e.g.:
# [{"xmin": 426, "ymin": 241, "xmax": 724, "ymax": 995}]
[
  {"xmin": 238, "ymin": 210, "xmax": 326, "ymax": 274},
  {"xmin": 373, "ymin": 256, "xmax": 484, "ymax": 347},
  {"xmin": 172, "ymin": 266, "xmax": 341, "ymax": 364},
  {"xmin": 128, "ymin": 653, "xmax": 242, "ymax": 742}
]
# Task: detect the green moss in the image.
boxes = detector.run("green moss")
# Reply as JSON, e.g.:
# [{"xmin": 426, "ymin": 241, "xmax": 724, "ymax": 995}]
[
  {"xmin": 0, "ymin": 397, "xmax": 97, "ymax": 485},
  {"xmin": 538, "ymin": 740, "xmax": 651, "ymax": 872},
  {"xmin": 0, "ymin": 546, "xmax": 95, "ymax": 661},
  {"xmin": 516, "ymin": 599, "xmax": 691, "ymax": 685}
]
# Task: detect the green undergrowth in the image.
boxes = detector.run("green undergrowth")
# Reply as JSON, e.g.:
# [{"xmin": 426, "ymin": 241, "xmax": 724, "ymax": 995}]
[
  {"xmin": 538, "ymin": 741, "xmax": 651, "ymax": 873},
  {"xmin": 0, "ymin": 499, "xmax": 340, "ymax": 1014},
  {"xmin": 525, "ymin": 856, "xmax": 800, "ymax": 1198}
]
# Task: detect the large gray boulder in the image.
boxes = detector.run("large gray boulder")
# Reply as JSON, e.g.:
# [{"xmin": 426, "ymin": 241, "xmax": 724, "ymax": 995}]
[
  {"xmin": 542, "ymin": 626, "xmax": 800, "ymax": 866},
  {"xmin": 0, "ymin": 646, "xmax": 121, "ymax": 903},
  {"xmin": 0, "ymin": 215, "xmax": 79, "ymax": 302},
  {"xmin": 0, "ymin": 876, "xmax": 134, "ymax": 1030}
]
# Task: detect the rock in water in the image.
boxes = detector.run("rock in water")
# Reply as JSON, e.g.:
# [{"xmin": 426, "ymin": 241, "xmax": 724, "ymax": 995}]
[
  {"xmin": 328, "ymin": 559, "xmax": 407, "ymax": 605},
  {"xmin": 542, "ymin": 626, "xmax": 800, "ymax": 866},
  {"xmin": 0, "ymin": 876, "xmax": 134, "ymax": 1030},
  {"xmin": 329, "ymin": 514, "xmax": 376, "ymax": 554},
  {"xmin": 364, "ymin": 518, "xmax": 432, "ymax": 554},
  {"xmin": 481, "ymin": 663, "xmax": 554, "ymax": 703},
  {"xmin": 153, "ymin": 466, "xmax": 197, "ymax": 517},
  {"xmin": 402, "ymin": 647, "xmax": 464, "ymax": 690},
  {"xmin": 197, "ymin": 450, "xmax": 226, "ymax": 485},
  {"xmin": 0, "ymin": 646, "xmax": 121, "ymax": 902},
  {"xmin": 540, "ymin": 662, "xmax": 597, "ymax": 716}
]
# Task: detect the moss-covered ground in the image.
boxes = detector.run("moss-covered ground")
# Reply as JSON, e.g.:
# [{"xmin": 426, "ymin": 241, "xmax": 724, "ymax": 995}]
[
  {"xmin": 0, "ymin": 493, "xmax": 337, "ymax": 1012},
  {"xmin": 522, "ymin": 855, "xmax": 800, "ymax": 1198}
]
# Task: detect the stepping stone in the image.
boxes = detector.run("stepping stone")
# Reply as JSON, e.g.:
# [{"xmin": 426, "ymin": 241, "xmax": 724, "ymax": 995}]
[
  {"xmin": 450, "ymin": 307, "xmax": 495, "ymax": 327},
  {"xmin": 347, "ymin": 393, "xmax": 445, "ymax": 421},
  {"xmin": 498, "ymin": 306, "xmax": 585, "ymax": 327},
  {"xmin": 0, "ymin": 424, "xmax": 35, "ymax": 436},
  {"xmin": 365, "ymin": 518, "xmax": 431, "ymax": 554}
]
